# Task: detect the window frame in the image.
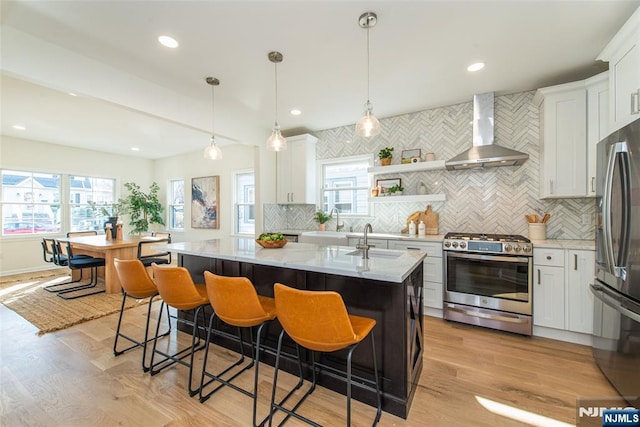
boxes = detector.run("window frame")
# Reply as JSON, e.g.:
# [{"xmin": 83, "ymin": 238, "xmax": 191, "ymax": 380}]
[
  {"xmin": 168, "ymin": 179, "xmax": 185, "ymax": 231},
  {"xmin": 233, "ymin": 169, "xmax": 255, "ymax": 236},
  {"xmin": 317, "ymin": 154, "xmax": 373, "ymax": 218}
]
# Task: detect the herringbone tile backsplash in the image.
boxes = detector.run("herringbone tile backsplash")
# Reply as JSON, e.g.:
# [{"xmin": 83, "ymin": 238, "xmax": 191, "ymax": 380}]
[{"xmin": 264, "ymin": 91, "xmax": 595, "ymax": 240}]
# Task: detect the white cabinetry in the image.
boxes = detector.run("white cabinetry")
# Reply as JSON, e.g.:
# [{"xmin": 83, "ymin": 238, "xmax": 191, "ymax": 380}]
[
  {"xmin": 598, "ymin": 7, "xmax": 640, "ymax": 132},
  {"xmin": 566, "ymin": 250, "xmax": 596, "ymax": 334},
  {"xmin": 534, "ymin": 72, "xmax": 609, "ymax": 198},
  {"xmin": 389, "ymin": 240, "xmax": 443, "ymax": 312},
  {"xmin": 534, "ymin": 82, "xmax": 587, "ymax": 198},
  {"xmin": 533, "ymin": 248, "xmax": 566, "ymax": 329},
  {"xmin": 276, "ymin": 134, "xmax": 317, "ymax": 204},
  {"xmin": 533, "ymin": 247, "xmax": 596, "ymax": 338},
  {"xmin": 586, "ymin": 73, "xmax": 609, "ymax": 196}
]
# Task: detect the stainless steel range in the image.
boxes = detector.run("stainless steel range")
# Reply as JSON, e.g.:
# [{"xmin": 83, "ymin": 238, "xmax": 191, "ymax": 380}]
[{"xmin": 443, "ymin": 232, "xmax": 533, "ymax": 335}]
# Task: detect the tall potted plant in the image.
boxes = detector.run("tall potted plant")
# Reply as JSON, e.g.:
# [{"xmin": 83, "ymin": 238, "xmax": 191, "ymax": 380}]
[{"xmin": 121, "ymin": 182, "xmax": 165, "ymax": 234}]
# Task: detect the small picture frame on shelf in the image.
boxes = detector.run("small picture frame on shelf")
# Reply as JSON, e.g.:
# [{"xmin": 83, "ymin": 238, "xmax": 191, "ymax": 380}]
[
  {"xmin": 401, "ymin": 149, "xmax": 422, "ymax": 164},
  {"xmin": 376, "ymin": 178, "xmax": 402, "ymax": 196}
]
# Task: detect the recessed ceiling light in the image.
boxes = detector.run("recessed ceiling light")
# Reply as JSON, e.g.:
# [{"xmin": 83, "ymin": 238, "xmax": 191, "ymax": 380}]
[
  {"xmin": 158, "ymin": 35, "xmax": 179, "ymax": 48},
  {"xmin": 290, "ymin": 109, "xmax": 302, "ymax": 116},
  {"xmin": 467, "ymin": 62, "xmax": 485, "ymax": 72},
  {"xmin": 12, "ymin": 125, "xmax": 26, "ymax": 131},
  {"xmin": 68, "ymin": 92, "xmax": 77, "ymax": 97},
  {"xmin": 131, "ymin": 147, "xmax": 140, "ymax": 152}
]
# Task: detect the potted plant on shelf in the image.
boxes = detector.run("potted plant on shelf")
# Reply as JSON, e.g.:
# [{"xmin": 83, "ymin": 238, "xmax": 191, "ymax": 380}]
[
  {"xmin": 120, "ymin": 182, "xmax": 165, "ymax": 234},
  {"xmin": 313, "ymin": 210, "xmax": 331, "ymax": 231},
  {"xmin": 378, "ymin": 147, "xmax": 394, "ymax": 166},
  {"xmin": 387, "ymin": 184, "xmax": 404, "ymax": 196}
]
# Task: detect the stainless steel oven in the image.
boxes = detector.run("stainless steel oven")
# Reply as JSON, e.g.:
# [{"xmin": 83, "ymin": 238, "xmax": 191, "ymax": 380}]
[{"xmin": 443, "ymin": 233, "xmax": 533, "ymax": 335}]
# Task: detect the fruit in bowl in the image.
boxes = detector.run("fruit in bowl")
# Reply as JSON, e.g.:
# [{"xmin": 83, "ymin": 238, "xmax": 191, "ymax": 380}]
[{"xmin": 256, "ymin": 233, "xmax": 288, "ymax": 248}]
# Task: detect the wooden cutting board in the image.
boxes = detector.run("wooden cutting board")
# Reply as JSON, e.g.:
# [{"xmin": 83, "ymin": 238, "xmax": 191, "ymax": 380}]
[
  {"xmin": 421, "ymin": 205, "xmax": 439, "ymax": 235},
  {"xmin": 402, "ymin": 205, "xmax": 439, "ymax": 234}
]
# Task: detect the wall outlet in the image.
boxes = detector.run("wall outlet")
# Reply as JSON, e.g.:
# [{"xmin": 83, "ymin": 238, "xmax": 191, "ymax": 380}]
[{"xmin": 581, "ymin": 213, "xmax": 591, "ymax": 225}]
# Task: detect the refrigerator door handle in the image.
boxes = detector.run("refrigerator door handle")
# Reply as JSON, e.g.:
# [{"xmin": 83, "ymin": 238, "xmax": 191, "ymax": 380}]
[
  {"xmin": 591, "ymin": 283, "xmax": 640, "ymax": 323},
  {"xmin": 602, "ymin": 141, "xmax": 630, "ymax": 280}
]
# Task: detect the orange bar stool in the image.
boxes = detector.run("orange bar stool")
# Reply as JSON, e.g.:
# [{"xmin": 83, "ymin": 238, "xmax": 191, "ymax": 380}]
[
  {"xmin": 150, "ymin": 263, "xmax": 209, "ymax": 396},
  {"xmin": 198, "ymin": 272, "xmax": 277, "ymax": 427},
  {"xmin": 269, "ymin": 283, "xmax": 382, "ymax": 427},
  {"xmin": 113, "ymin": 258, "xmax": 171, "ymax": 372}
]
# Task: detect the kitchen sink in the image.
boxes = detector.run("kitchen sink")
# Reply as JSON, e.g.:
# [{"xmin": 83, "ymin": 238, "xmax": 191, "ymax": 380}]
[
  {"xmin": 345, "ymin": 249, "xmax": 403, "ymax": 259},
  {"xmin": 299, "ymin": 231, "xmax": 349, "ymax": 245}
]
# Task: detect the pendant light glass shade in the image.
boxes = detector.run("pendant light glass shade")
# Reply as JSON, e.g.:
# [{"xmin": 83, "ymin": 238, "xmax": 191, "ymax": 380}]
[
  {"xmin": 204, "ymin": 77, "xmax": 222, "ymax": 160},
  {"xmin": 355, "ymin": 12, "xmax": 381, "ymax": 138},
  {"xmin": 266, "ymin": 124, "xmax": 287, "ymax": 151},
  {"xmin": 356, "ymin": 100, "xmax": 381, "ymax": 138},
  {"xmin": 267, "ymin": 51, "xmax": 287, "ymax": 151},
  {"xmin": 204, "ymin": 136, "xmax": 223, "ymax": 159}
]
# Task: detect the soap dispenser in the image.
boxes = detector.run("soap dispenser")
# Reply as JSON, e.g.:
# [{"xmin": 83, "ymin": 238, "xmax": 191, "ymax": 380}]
[
  {"xmin": 418, "ymin": 220, "xmax": 426, "ymax": 236},
  {"xmin": 409, "ymin": 220, "xmax": 417, "ymax": 235}
]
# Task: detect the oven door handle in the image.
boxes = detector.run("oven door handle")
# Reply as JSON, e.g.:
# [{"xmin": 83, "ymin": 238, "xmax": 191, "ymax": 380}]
[
  {"xmin": 445, "ymin": 251, "xmax": 529, "ymax": 263},
  {"xmin": 447, "ymin": 306, "xmax": 529, "ymax": 324}
]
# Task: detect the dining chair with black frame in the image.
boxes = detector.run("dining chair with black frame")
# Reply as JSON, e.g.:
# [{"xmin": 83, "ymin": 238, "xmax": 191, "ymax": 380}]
[
  {"xmin": 137, "ymin": 237, "xmax": 172, "ymax": 268},
  {"xmin": 49, "ymin": 240, "xmax": 106, "ymax": 300}
]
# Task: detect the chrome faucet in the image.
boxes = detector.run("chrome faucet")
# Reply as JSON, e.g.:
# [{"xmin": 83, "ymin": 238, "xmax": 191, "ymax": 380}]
[
  {"xmin": 356, "ymin": 223, "xmax": 373, "ymax": 259},
  {"xmin": 329, "ymin": 208, "xmax": 344, "ymax": 232}
]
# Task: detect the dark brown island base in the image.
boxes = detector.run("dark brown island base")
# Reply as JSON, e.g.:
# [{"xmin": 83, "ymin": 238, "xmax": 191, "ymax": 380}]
[{"xmin": 164, "ymin": 238, "xmax": 426, "ymax": 419}]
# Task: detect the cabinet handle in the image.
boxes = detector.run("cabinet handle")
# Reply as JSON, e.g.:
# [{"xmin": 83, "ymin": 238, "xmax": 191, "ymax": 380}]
[
  {"xmin": 546, "ymin": 255, "xmax": 551, "ymax": 260},
  {"xmin": 406, "ymin": 247, "xmax": 421, "ymax": 251},
  {"xmin": 537, "ymin": 269, "xmax": 541, "ymax": 285},
  {"xmin": 549, "ymin": 179, "xmax": 554, "ymax": 195},
  {"xmin": 591, "ymin": 176, "xmax": 595, "ymax": 193},
  {"xmin": 631, "ymin": 90, "xmax": 639, "ymax": 115},
  {"xmin": 574, "ymin": 254, "xmax": 578, "ymax": 270}
]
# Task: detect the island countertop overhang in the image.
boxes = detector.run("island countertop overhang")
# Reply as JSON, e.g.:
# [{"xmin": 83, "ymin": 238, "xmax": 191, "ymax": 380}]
[{"xmin": 162, "ymin": 238, "xmax": 426, "ymax": 283}]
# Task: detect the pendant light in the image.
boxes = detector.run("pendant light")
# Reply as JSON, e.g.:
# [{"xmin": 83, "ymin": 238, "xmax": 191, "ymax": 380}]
[
  {"xmin": 355, "ymin": 12, "xmax": 381, "ymax": 138},
  {"xmin": 203, "ymin": 77, "xmax": 223, "ymax": 160},
  {"xmin": 266, "ymin": 51, "xmax": 287, "ymax": 151}
]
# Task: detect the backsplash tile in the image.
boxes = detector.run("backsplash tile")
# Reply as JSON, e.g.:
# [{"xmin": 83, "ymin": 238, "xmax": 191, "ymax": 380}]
[{"xmin": 265, "ymin": 91, "xmax": 596, "ymax": 240}]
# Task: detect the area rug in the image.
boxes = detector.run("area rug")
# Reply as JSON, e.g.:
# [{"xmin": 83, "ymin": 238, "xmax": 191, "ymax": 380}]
[{"xmin": 0, "ymin": 269, "xmax": 148, "ymax": 335}]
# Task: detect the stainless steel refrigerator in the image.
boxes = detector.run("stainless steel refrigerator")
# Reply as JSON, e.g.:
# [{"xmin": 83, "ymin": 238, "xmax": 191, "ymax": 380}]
[{"xmin": 593, "ymin": 117, "xmax": 640, "ymax": 407}]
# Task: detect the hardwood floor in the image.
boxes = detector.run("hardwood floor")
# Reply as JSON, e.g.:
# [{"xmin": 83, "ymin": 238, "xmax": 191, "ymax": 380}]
[{"xmin": 0, "ymin": 300, "xmax": 620, "ymax": 426}]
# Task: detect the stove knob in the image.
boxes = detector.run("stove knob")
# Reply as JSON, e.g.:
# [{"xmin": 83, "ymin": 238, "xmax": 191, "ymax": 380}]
[
  {"xmin": 504, "ymin": 243, "xmax": 512, "ymax": 252},
  {"xmin": 444, "ymin": 241, "xmax": 451, "ymax": 248},
  {"xmin": 514, "ymin": 245, "xmax": 522, "ymax": 252},
  {"xmin": 452, "ymin": 242, "xmax": 459, "ymax": 248},
  {"xmin": 459, "ymin": 242, "xmax": 466, "ymax": 249},
  {"xmin": 523, "ymin": 245, "xmax": 532, "ymax": 253}
]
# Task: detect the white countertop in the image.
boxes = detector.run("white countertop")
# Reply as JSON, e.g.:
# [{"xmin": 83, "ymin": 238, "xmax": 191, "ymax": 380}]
[
  {"xmin": 530, "ymin": 239, "xmax": 595, "ymax": 250},
  {"xmin": 164, "ymin": 238, "xmax": 427, "ymax": 283}
]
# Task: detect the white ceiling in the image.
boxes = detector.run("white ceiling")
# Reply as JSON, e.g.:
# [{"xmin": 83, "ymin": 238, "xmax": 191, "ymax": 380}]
[{"xmin": 1, "ymin": 1, "xmax": 639, "ymax": 159}]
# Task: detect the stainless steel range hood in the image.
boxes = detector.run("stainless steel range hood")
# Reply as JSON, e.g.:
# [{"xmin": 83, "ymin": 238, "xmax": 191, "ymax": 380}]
[{"xmin": 445, "ymin": 92, "xmax": 528, "ymax": 170}]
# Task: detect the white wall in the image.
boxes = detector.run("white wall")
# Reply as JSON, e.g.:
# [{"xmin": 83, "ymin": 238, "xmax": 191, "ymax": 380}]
[
  {"xmin": 0, "ymin": 136, "xmax": 154, "ymax": 274},
  {"xmin": 153, "ymin": 143, "xmax": 257, "ymax": 242}
]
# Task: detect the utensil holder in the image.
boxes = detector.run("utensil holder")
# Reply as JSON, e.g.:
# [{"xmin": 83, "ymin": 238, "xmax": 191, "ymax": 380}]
[{"xmin": 528, "ymin": 223, "xmax": 546, "ymax": 240}]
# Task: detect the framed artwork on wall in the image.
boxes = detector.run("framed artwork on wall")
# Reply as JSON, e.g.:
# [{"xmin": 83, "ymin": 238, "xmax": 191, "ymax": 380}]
[{"xmin": 191, "ymin": 176, "xmax": 219, "ymax": 229}]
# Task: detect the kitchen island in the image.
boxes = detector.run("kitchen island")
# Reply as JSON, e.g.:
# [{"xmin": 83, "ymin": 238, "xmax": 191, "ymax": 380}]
[{"xmin": 164, "ymin": 238, "xmax": 426, "ymax": 419}]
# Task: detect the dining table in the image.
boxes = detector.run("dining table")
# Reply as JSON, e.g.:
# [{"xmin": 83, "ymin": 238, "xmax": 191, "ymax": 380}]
[{"xmin": 56, "ymin": 234, "xmax": 161, "ymax": 294}]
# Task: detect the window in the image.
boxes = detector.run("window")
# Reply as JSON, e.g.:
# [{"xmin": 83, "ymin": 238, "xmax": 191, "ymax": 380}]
[
  {"xmin": 1, "ymin": 170, "xmax": 62, "ymax": 235},
  {"xmin": 234, "ymin": 171, "xmax": 255, "ymax": 235},
  {"xmin": 69, "ymin": 175, "xmax": 116, "ymax": 232},
  {"xmin": 169, "ymin": 179, "xmax": 185, "ymax": 229},
  {"xmin": 320, "ymin": 156, "xmax": 371, "ymax": 215}
]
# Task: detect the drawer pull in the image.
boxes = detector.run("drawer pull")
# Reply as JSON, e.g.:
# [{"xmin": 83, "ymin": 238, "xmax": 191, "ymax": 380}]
[
  {"xmin": 537, "ymin": 269, "xmax": 541, "ymax": 285},
  {"xmin": 546, "ymin": 255, "xmax": 552, "ymax": 260}
]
